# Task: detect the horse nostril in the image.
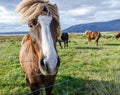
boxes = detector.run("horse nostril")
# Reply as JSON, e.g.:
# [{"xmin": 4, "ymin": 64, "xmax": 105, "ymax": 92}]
[
  {"xmin": 40, "ymin": 58, "xmax": 44, "ymax": 66},
  {"xmin": 45, "ymin": 63, "xmax": 49, "ymax": 71},
  {"xmin": 40, "ymin": 58, "xmax": 49, "ymax": 71}
]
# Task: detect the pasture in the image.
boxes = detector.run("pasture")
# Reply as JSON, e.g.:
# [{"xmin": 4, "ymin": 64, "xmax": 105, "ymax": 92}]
[{"xmin": 0, "ymin": 32, "xmax": 120, "ymax": 95}]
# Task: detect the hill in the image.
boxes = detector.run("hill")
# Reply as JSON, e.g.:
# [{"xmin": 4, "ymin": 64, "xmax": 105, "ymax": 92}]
[{"xmin": 63, "ymin": 19, "xmax": 120, "ymax": 33}]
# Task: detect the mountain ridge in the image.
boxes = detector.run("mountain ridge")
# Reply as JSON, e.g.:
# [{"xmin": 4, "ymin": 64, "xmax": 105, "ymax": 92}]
[{"xmin": 63, "ymin": 19, "xmax": 120, "ymax": 33}]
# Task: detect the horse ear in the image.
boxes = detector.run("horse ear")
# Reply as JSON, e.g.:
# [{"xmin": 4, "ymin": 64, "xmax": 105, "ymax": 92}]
[
  {"xmin": 42, "ymin": 6, "xmax": 48, "ymax": 13},
  {"xmin": 54, "ymin": 4, "xmax": 58, "ymax": 9},
  {"xmin": 28, "ymin": 21, "xmax": 33, "ymax": 28}
]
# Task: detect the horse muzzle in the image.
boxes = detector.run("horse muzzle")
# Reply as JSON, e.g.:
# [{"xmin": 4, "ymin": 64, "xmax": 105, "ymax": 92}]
[{"xmin": 40, "ymin": 56, "xmax": 60, "ymax": 75}]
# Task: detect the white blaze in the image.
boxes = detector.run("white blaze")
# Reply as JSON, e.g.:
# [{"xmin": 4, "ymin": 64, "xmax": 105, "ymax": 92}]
[{"xmin": 38, "ymin": 16, "xmax": 57, "ymax": 69}]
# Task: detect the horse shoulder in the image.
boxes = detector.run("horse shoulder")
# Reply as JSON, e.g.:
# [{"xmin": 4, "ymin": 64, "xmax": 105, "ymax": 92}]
[
  {"xmin": 20, "ymin": 34, "xmax": 32, "ymax": 64},
  {"xmin": 20, "ymin": 34, "xmax": 40, "ymax": 81},
  {"xmin": 87, "ymin": 32, "xmax": 92, "ymax": 38}
]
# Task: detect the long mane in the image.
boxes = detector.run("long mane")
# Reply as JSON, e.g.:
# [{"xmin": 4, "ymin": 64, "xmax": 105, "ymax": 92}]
[
  {"xmin": 15, "ymin": 0, "xmax": 61, "ymax": 39},
  {"xmin": 15, "ymin": 0, "xmax": 59, "ymax": 23}
]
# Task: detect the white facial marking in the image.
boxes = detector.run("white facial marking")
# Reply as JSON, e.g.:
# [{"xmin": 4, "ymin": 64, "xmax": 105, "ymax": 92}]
[{"xmin": 38, "ymin": 16, "xmax": 57, "ymax": 70}]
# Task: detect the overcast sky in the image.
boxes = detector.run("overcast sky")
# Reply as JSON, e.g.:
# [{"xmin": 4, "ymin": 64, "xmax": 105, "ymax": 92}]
[{"xmin": 0, "ymin": 0, "xmax": 120, "ymax": 32}]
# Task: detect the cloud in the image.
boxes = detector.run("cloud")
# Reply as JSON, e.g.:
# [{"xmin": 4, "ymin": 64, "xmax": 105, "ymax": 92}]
[
  {"xmin": 0, "ymin": 6, "xmax": 19, "ymax": 24},
  {"xmin": 0, "ymin": 0, "xmax": 120, "ymax": 31},
  {"xmin": 0, "ymin": 23, "xmax": 28, "ymax": 32},
  {"xmin": 65, "ymin": 6, "xmax": 95, "ymax": 17},
  {"xmin": 58, "ymin": 0, "xmax": 120, "ymax": 29},
  {"xmin": 102, "ymin": 0, "xmax": 120, "ymax": 8},
  {"xmin": 59, "ymin": 6, "xmax": 96, "ymax": 29},
  {"xmin": 94, "ymin": 10, "xmax": 120, "ymax": 21},
  {"xmin": 0, "ymin": 5, "xmax": 28, "ymax": 32}
]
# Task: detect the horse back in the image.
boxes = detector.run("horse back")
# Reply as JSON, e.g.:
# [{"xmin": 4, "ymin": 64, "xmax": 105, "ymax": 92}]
[
  {"xmin": 91, "ymin": 32, "xmax": 101, "ymax": 39},
  {"xmin": 61, "ymin": 33, "xmax": 68, "ymax": 41}
]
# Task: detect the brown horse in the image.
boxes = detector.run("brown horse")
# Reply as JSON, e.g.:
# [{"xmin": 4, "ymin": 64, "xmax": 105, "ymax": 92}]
[
  {"xmin": 15, "ymin": 0, "xmax": 61, "ymax": 95},
  {"xmin": 85, "ymin": 30, "xmax": 101, "ymax": 46},
  {"xmin": 114, "ymin": 32, "xmax": 120, "ymax": 39}
]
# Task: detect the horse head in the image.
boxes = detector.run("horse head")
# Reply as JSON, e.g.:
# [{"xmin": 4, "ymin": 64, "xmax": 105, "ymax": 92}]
[{"xmin": 16, "ymin": 0, "xmax": 61, "ymax": 75}]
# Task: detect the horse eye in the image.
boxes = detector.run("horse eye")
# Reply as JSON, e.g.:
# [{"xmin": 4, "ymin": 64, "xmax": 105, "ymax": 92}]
[
  {"xmin": 28, "ymin": 19, "xmax": 38, "ymax": 28},
  {"xmin": 28, "ymin": 21, "xmax": 33, "ymax": 28},
  {"xmin": 29, "ymin": 25, "xmax": 33, "ymax": 28},
  {"xmin": 32, "ymin": 19, "xmax": 38, "ymax": 26}
]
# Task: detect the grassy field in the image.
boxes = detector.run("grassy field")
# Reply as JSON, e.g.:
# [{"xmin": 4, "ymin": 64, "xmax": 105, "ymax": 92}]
[{"xmin": 0, "ymin": 33, "xmax": 120, "ymax": 95}]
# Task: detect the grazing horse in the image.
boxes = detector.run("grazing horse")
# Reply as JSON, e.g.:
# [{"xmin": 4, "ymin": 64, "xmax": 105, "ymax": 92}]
[
  {"xmin": 15, "ymin": 0, "xmax": 61, "ymax": 95},
  {"xmin": 85, "ymin": 30, "xmax": 101, "ymax": 46},
  {"xmin": 114, "ymin": 32, "xmax": 120, "ymax": 39},
  {"xmin": 58, "ymin": 33, "xmax": 69, "ymax": 49}
]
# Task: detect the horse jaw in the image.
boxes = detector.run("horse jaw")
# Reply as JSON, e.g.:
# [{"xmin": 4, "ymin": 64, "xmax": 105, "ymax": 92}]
[{"xmin": 38, "ymin": 15, "xmax": 58, "ymax": 75}]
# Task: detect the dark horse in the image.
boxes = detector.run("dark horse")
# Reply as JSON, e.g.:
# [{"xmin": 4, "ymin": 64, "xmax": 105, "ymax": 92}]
[
  {"xmin": 85, "ymin": 30, "xmax": 101, "ymax": 46},
  {"xmin": 58, "ymin": 33, "xmax": 69, "ymax": 49},
  {"xmin": 15, "ymin": 0, "xmax": 61, "ymax": 95},
  {"xmin": 114, "ymin": 32, "xmax": 120, "ymax": 39}
]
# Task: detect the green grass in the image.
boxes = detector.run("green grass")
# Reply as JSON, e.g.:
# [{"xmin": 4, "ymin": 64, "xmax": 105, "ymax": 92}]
[{"xmin": 0, "ymin": 33, "xmax": 120, "ymax": 95}]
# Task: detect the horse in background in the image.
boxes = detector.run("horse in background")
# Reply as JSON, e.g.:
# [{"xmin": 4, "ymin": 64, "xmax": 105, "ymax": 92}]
[
  {"xmin": 15, "ymin": 0, "xmax": 61, "ymax": 95},
  {"xmin": 58, "ymin": 33, "xmax": 69, "ymax": 49},
  {"xmin": 85, "ymin": 30, "xmax": 101, "ymax": 46},
  {"xmin": 114, "ymin": 32, "xmax": 120, "ymax": 39}
]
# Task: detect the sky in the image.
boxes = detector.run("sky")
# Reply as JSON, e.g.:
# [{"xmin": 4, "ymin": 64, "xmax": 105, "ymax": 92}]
[{"xmin": 0, "ymin": 0, "xmax": 120, "ymax": 32}]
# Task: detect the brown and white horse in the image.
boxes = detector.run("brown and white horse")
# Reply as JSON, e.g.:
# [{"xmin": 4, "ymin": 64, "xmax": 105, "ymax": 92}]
[
  {"xmin": 15, "ymin": 0, "xmax": 61, "ymax": 95},
  {"xmin": 85, "ymin": 30, "xmax": 101, "ymax": 46}
]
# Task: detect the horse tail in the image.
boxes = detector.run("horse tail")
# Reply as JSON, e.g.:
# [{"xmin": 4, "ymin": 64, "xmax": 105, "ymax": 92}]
[{"xmin": 96, "ymin": 32, "xmax": 101, "ymax": 41}]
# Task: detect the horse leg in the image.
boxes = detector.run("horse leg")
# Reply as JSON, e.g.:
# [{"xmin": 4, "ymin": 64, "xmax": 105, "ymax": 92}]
[
  {"xmin": 25, "ymin": 76, "xmax": 40, "ymax": 95},
  {"xmin": 44, "ymin": 78, "xmax": 55, "ymax": 95},
  {"xmin": 64, "ymin": 41, "xmax": 66, "ymax": 48},
  {"xmin": 29, "ymin": 82, "xmax": 40, "ymax": 95},
  {"xmin": 66, "ymin": 40, "xmax": 68, "ymax": 48},
  {"xmin": 26, "ymin": 77, "xmax": 30, "ymax": 85},
  {"xmin": 96, "ymin": 40, "xmax": 98, "ymax": 46},
  {"xmin": 58, "ymin": 40, "xmax": 62, "ymax": 49},
  {"xmin": 88, "ymin": 40, "xmax": 90, "ymax": 46},
  {"xmin": 45, "ymin": 83, "xmax": 54, "ymax": 95}
]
